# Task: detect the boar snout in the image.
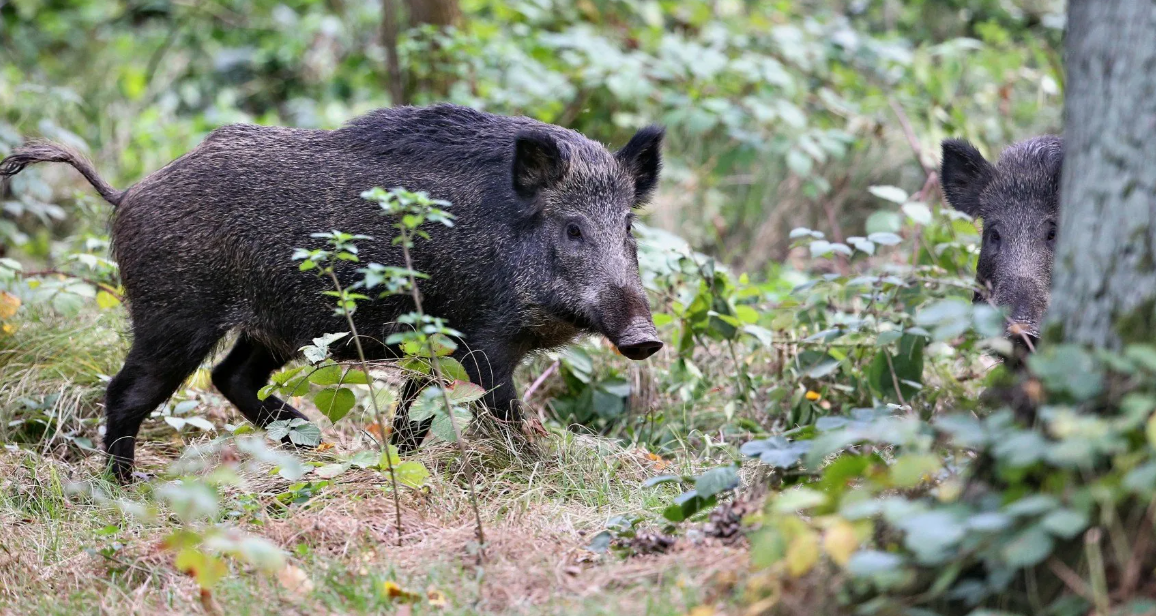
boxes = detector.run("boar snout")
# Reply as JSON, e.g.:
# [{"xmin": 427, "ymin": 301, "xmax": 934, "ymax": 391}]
[
  {"xmin": 614, "ymin": 318, "xmax": 663, "ymax": 360},
  {"xmin": 597, "ymin": 285, "xmax": 663, "ymax": 360}
]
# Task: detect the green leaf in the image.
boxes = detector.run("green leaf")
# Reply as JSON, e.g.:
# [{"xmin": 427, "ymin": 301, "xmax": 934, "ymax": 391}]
[
  {"xmin": 740, "ymin": 436, "xmax": 811, "ymax": 468},
  {"xmin": 313, "ymin": 388, "xmax": 355, "ymax": 423},
  {"xmin": 438, "ymin": 357, "xmax": 470, "ymax": 382},
  {"xmin": 663, "ymin": 490, "xmax": 716, "ymax": 522},
  {"xmin": 1003, "ymin": 526, "xmax": 1055, "ymax": 568},
  {"xmin": 1040, "ymin": 508, "xmax": 1088, "ymax": 539},
  {"xmin": 643, "ymin": 475, "xmax": 684, "ymax": 488},
  {"xmin": 695, "ymin": 465, "xmax": 739, "ymax": 498},
  {"xmin": 287, "ymin": 422, "xmax": 322, "ymax": 447},
  {"xmin": 341, "ymin": 369, "xmax": 370, "ymax": 385},
  {"xmin": 868, "ymin": 185, "xmax": 909, "ymax": 204},
  {"xmin": 867, "ymin": 232, "xmax": 902, "ymax": 246},
  {"xmin": 315, "ymin": 462, "xmax": 351, "ymax": 479},
  {"xmin": 1029, "ymin": 344, "xmax": 1104, "ymax": 401},
  {"xmin": 394, "ymin": 461, "xmax": 430, "ymax": 488},
  {"xmin": 308, "ymin": 364, "xmax": 344, "ymax": 386},
  {"xmin": 889, "ymin": 454, "xmax": 940, "ymax": 488},
  {"xmin": 446, "ymin": 380, "xmax": 486, "ymax": 404},
  {"xmin": 902, "ymin": 202, "xmax": 932, "ymax": 225}
]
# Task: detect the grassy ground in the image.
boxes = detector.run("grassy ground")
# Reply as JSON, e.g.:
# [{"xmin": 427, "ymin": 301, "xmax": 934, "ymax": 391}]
[{"xmin": 0, "ymin": 306, "xmax": 750, "ymax": 615}]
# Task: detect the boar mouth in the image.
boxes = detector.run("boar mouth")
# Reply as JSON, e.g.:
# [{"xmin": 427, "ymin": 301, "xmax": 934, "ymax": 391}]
[
  {"xmin": 1007, "ymin": 322, "xmax": 1040, "ymax": 353},
  {"xmin": 613, "ymin": 328, "xmax": 663, "ymax": 360}
]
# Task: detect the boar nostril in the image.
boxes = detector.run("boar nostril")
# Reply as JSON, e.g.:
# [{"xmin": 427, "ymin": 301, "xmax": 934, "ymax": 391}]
[{"xmin": 617, "ymin": 339, "xmax": 663, "ymax": 360}]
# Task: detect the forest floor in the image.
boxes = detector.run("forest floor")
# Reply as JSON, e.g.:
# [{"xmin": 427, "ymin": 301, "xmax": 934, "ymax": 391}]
[{"xmin": 0, "ymin": 308, "xmax": 752, "ymax": 615}]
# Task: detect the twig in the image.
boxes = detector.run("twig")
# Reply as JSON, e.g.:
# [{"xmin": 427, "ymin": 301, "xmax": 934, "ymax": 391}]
[
  {"xmin": 1046, "ymin": 557, "xmax": 1096, "ymax": 604},
  {"xmin": 1117, "ymin": 497, "xmax": 1156, "ymax": 597},
  {"xmin": 883, "ymin": 350, "xmax": 908, "ymax": 408},
  {"xmin": 325, "ymin": 270, "xmax": 404, "ymax": 547},
  {"xmin": 522, "ymin": 360, "xmax": 559, "ymax": 403},
  {"xmin": 397, "ymin": 225, "xmax": 486, "ymax": 562},
  {"xmin": 888, "ymin": 98, "xmax": 935, "ymax": 177},
  {"xmin": 22, "ymin": 269, "xmax": 123, "ymax": 301}
]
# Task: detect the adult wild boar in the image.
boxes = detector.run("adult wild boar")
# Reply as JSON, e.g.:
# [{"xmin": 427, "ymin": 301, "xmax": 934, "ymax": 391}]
[
  {"xmin": 0, "ymin": 104, "xmax": 665, "ymax": 480},
  {"xmin": 941, "ymin": 135, "xmax": 1062, "ymax": 350}
]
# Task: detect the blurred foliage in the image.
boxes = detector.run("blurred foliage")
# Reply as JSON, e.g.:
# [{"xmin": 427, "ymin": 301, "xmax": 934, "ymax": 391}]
[{"xmin": 1, "ymin": 0, "xmax": 1062, "ymax": 267}]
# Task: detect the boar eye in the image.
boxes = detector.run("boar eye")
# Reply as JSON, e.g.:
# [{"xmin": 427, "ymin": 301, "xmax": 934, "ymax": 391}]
[
  {"xmin": 566, "ymin": 223, "xmax": 583, "ymax": 240},
  {"xmin": 988, "ymin": 228, "xmax": 1001, "ymax": 247},
  {"xmin": 1046, "ymin": 224, "xmax": 1056, "ymax": 244}
]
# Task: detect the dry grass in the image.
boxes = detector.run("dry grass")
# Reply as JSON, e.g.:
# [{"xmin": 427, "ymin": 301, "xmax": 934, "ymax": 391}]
[
  {"xmin": 0, "ymin": 301, "xmax": 759, "ymax": 615},
  {"xmin": 0, "ymin": 425, "xmax": 749, "ymax": 615}
]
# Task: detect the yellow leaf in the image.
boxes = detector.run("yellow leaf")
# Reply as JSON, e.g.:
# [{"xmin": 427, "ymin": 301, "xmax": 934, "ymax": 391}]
[
  {"xmin": 427, "ymin": 587, "xmax": 448, "ymax": 608},
  {"xmin": 822, "ymin": 521, "xmax": 859, "ymax": 566},
  {"xmin": 2, "ymin": 323, "xmax": 14, "ymax": 335},
  {"xmin": 785, "ymin": 529, "xmax": 820, "ymax": 577},
  {"xmin": 382, "ymin": 580, "xmax": 421, "ymax": 602},
  {"xmin": 805, "ymin": 390, "xmax": 821, "ymax": 401},
  {"xmin": 175, "ymin": 548, "xmax": 227, "ymax": 589},
  {"xmin": 277, "ymin": 564, "xmax": 314, "ymax": 596},
  {"xmin": 1148, "ymin": 413, "xmax": 1156, "ymax": 450},
  {"xmin": 96, "ymin": 290, "xmax": 121, "ymax": 309},
  {"xmin": 685, "ymin": 607, "xmax": 716, "ymax": 616},
  {"xmin": 0, "ymin": 292, "xmax": 19, "ymax": 319}
]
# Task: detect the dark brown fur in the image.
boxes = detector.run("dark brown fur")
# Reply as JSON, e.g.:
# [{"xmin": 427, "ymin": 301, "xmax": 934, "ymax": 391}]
[
  {"xmin": 1, "ymin": 104, "xmax": 665, "ymax": 480},
  {"xmin": 941, "ymin": 135, "xmax": 1063, "ymax": 348}
]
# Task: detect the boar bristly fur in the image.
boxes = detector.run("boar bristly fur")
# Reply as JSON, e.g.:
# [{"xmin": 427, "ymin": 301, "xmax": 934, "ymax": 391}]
[
  {"xmin": 941, "ymin": 135, "xmax": 1063, "ymax": 348},
  {"xmin": 0, "ymin": 104, "xmax": 665, "ymax": 481}
]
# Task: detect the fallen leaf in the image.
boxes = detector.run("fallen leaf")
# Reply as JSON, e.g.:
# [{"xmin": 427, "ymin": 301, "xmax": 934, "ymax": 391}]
[
  {"xmin": 805, "ymin": 390, "xmax": 821, "ymax": 401},
  {"xmin": 277, "ymin": 564, "xmax": 314, "ymax": 596},
  {"xmin": 521, "ymin": 415, "xmax": 548, "ymax": 438},
  {"xmin": 316, "ymin": 442, "xmax": 335, "ymax": 452},
  {"xmin": 427, "ymin": 587, "xmax": 447, "ymax": 608},
  {"xmin": 0, "ymin": 292, "xmax": 20, "ymax": 319},
  {"xmin": 382, "ymin": 580, "xmax": 421, "ymax": 602}
]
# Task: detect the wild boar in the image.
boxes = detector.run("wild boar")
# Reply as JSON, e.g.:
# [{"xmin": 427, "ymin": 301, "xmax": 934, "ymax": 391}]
[
  {"xmin": 941, "ymin": 135, "xmax": 1063, "ymax": 349},
  {"xmin": 0, "ymin": 104, "xmax": 665, "ymax": 480}
]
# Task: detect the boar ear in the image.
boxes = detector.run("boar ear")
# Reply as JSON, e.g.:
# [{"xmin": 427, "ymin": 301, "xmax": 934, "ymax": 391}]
[
  {"xmin": 512, "ymin": 130, "xmax": 568, "ymax": 202},
  {"xmin": 616, "ymin": 125, "xmax": 664, "ymax": 207},
  {"xmin": 941, "ymin": 139, "xmax": 994, "ymax": 217}
]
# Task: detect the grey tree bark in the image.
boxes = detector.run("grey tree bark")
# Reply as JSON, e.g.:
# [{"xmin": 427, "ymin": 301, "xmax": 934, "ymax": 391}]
[{"xmin": 1049, "ymin": 0, "xmax": 1156, "ymax": 348}]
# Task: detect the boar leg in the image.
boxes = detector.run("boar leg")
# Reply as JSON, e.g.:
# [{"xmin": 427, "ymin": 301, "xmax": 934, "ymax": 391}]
[
  {"xmin": 391, "ymin": 377, "xmax": 434, "ymax": 453},
  {"xmin": 391, "ymin": 342, "xmax": 523, "ymax": 453},
  {"xmin": 212, "ymin": 335, "xmax": 309, "ymax": 428},
  {"xmin": 105, "ymin": 327, "xmax": 224, "ymax": 482}
]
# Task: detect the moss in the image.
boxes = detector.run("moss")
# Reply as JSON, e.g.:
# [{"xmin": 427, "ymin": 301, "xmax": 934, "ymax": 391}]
[{"xmin": 1113, "ymin": 297, "xmax": 1156, "ymax": 344}]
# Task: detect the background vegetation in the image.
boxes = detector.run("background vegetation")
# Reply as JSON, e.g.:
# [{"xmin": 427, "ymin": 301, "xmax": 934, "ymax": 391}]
[{"xmin": 9, "ymin": 2, "xmax": 1148, "ymax": 616}]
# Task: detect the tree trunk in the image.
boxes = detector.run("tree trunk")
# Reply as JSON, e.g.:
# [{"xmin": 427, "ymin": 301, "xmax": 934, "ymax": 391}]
[
  {"xmin": 404, "ymin": 0, "xmax": 460, "ymax": 27},
  {"xmin": 381, "ymin": 0, "xmax": 407, "ymax": 106},
  {"xmin": 1049, "ymin": 0, "xmax": 1156, "ymax": 348}
]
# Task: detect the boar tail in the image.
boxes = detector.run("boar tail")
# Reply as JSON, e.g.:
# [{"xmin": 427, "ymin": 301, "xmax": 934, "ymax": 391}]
[{"xmin": 0, "ymin": 140, "xmax": 125, "ymax": 206}]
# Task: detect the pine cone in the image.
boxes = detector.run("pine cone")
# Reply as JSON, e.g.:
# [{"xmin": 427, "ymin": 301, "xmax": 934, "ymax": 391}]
[
  {"xmin": 624, "ymin": 531, "xmax": 676, "ymax": 555},
  {"xmin": 704, "ymin": 497, "xmax": 759, "ymax": 542}
]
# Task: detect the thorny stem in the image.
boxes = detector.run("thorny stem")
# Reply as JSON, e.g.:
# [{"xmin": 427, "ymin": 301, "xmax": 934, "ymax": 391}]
[
  {"xmin": 397, "ymin": 226, "xmax": 487, "ymax": 561},
  {"xmin": 325, "ymin": 269, "xmax": 404, "ymax": 547}
]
